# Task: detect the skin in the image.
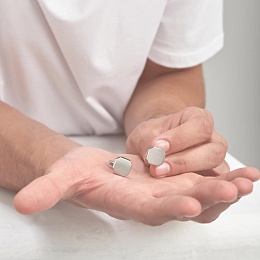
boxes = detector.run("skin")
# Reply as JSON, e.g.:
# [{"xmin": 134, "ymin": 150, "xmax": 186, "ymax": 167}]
[
  {"xmin": 1, "ymin": 60, "xmax": 259, "ymax": 226},
  {"xmin": 13, "ymin": 147, "xmax": 260, "ymax": 226},
  {"xmin": 125, "ymin": 60, "xmax": 228, "ymax": 177}
]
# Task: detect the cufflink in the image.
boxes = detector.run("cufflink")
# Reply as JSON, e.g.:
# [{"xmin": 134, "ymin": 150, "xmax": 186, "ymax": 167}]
[
  {"xmin": 146, "ymin": 147, "xmax": 165, "ymax": 166},
  {"xmin": 109, "ymin": 157, "xmax": 132, "ymax": 177}
]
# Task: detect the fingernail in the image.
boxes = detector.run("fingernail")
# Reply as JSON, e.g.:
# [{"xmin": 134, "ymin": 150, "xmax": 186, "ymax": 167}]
[
  {"xmin": 155, "ymin": 162, "xmax": 170, "ymax": 177},
  {"xmin": 154, "ymin": 140, "xmax": 170, "ymax": 152}
]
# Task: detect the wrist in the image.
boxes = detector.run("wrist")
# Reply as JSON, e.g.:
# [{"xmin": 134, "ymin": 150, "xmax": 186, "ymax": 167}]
[
  {"xmin": 31, "ymin": 134, "xmax": 82, "ymax": 178},
  {"xmin": 0, "ymin": 101, "xmax": 83, "ymax": 191}
]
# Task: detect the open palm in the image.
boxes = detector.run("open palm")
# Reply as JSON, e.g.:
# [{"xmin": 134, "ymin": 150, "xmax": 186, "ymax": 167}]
[{"xmin": 14, "ymin": 147, "xmax": 259, "ymax": 226}]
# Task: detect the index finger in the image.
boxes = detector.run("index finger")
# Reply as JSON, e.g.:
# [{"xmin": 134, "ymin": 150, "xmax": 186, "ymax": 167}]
[{"xmin": 153, "ymin": 115, "xmax": 213, "ymax": 155}]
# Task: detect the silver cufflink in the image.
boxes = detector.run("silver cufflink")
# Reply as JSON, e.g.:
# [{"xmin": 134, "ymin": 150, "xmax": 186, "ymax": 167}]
[
  {"xmin": 109, "ymin": 157, "xmax": 132, "ymax": 177},
  {"xmin": 146, "ymin": 147, "xmax": 165, "ymax": 166}
]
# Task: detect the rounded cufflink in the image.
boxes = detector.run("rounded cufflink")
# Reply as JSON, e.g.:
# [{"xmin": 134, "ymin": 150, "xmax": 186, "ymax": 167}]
[
  {"xmin": 146, "ymin": 147, "xmax": 165, "ymax": 166},
  {"xmin": 109, "ymin": 157, "xmax": 132, "ymax": 177}
]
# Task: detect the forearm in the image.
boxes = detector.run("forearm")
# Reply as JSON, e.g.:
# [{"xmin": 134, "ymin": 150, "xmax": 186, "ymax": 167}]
[
  {"xmin": 0, "ymin": 101, "xmax": 81, "ymax": 191},
  {"xmin": 124, "ymin": 61, "xmax": 205, "ymax": 136}
]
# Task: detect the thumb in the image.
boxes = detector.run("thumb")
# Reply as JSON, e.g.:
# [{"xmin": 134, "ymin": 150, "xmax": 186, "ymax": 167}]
[{"xmin": 13, "ymin": 170, "xmax": 74, "ymax": 215}]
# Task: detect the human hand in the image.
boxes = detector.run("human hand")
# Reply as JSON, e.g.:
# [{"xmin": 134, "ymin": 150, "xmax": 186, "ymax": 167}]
[
  {"xmin": 13, "ymin": 147, "xmax": 259, "ymax": 226},
  {"xmin": 126, "ymin": 107, "xmax": 228, "ymax": 178}
]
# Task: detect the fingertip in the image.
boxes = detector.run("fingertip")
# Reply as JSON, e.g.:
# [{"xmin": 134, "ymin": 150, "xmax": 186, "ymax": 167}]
[
  {"xmin": 149, "ymin": 165, "xmax": 158, "ymax": 178},
  {"xmin": 154, "ymin": 140, "xmax": 170, "ymax": 153},
  {"xmin": 13, "ymin": 191, "xmax": 31, "ymax": 215},
  {"xmin": 231, "ymin": 177, "xmax": 254, "ymax": 197},
  {"xmin": 214, "ymin": 160, "xmax": 230, "ymax": 174},
  {"xmin": 150, "ymin": 162, "xmax": 173, "ymax": 178},
  {"xmin": 244, "ymin": 167, "xmax": 260, "ymax": 181},
  {"xmin": 13, "ymin": 187, "xmax": 42, "ymax": 215},
  {"xmin": 227, "ymin": 167, "xmax": 260, "ymax": 182},
  {"xmin": 13, "ymin": 175, "xmax": 65, "ymax": 215},
  {"xmin": 154, "ymin": 162, "xmax": 171, "ymax": 178}
]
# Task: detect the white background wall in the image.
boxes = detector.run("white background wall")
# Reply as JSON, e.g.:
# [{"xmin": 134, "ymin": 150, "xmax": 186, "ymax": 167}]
[{"xmin": 204, "ymin": 0, "xmax": 260, "ymax": 168}]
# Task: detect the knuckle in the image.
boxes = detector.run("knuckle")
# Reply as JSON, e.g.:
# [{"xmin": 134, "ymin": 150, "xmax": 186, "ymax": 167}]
[
  {"xmin": 203, "ymin": 109, "xmax": 214, "ymax": 124},
  {"xmin": 126, "ymin": 123, "xmax": 152, "ymax": 155},
  {"xmin": 185, "ymin": 106, "xmax": 201, "ymax": 113},
  {"xmin": 220, "ymin": 136, "xmax": 228, "ymax": 152},
  {"xmin": 182, "ymin": 106, "xmax": 202, "ymax": 119},
  {"xmin": 182, "ymin": 107, "xmax": 214, "ymax": 126},
  {"xmin": 199, "ymin": 117, "xmax": 213, "ymax": 138},
  {"xmin": 211, "ymin": 142, "xmax": 227, "ymax": 166},
  {"xmin": 174, "ymin": 134, "xmax": 185, "ymax": 151},
  {"xmin": 172, "ymin": 157, "xmax": 188, "ymax": 174}
]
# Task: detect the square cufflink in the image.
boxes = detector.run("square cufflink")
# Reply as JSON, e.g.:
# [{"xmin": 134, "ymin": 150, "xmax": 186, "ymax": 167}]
[{"xmin": 145, "ymin": 147, "xmax": 165, "ymax": 166}]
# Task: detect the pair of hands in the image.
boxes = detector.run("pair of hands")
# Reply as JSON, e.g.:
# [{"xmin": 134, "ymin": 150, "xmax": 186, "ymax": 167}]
[{"xmin": 14, "ymin": 107, "xmax": 260, "ymax": 225}]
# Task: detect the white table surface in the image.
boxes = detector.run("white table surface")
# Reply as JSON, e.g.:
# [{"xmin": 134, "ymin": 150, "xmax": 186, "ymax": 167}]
[{"xmin": 1, "ymin": 135, "xmax": 259, "ymax": 260}]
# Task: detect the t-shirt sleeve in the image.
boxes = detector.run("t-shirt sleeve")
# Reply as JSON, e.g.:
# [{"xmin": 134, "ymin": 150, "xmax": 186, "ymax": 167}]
[{"xmin": 148, "ymin": 0, "xmax": 224, "ymax": 68}]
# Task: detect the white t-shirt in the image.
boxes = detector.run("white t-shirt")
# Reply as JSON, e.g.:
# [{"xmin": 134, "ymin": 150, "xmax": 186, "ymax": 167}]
[{"xmin": 0, "ymin": 0, "xmax": 224, "ymax": 135}]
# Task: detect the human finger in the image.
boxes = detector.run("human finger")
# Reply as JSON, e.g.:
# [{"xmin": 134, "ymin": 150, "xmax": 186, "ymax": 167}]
[
  {"xmin": 229, "ymin": 177, "xmax": 254, "ymax": 197},
  {"xmin": 190, "ymin": 177, "xmax": 254, "ymax": 223},
  {"xmin": 151, "ymin": 141, "xmax": 227, "ymax": 177},
  {"xmin": 191, "ymin": 201, "xmax": 233, "ymax": 223},
  {"xmin": 13, "ymin": 169, "xmax": 74, "ymax": 214},
  {"xmin": 153, "ymin": 115, "xmax": 214, "ymax": 155},
  {"xmin": 195, "ymin": 160, "xmax": 230, "ymax": 177},
  {"xmin": 146, "ymin": 178, "xmax": 239, "ymax": 224},
  {"xmin": 159, "ymin": 179, "xmax": 238, "ymax": 210},
  {"xmin": 103, "ymin": 192, "xmax": 202, "ymax": 226},
  {"xmin": 183, "ymin": 180, "xmax": 238, "ymax": 210},
  {"xmin": 211, "ymin": 160, "xmax": 230, "ymax": 174},
  {"xmin": 130, "ymin": 114, "xmax": 215, "ymax": 166},
  {"xmin": 217, "ymin": 167, "xmax": 260, "ymax": 182},
  {"xmin": 133, "ymin": 196, "xmax": 201, "ymax": 226}
]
